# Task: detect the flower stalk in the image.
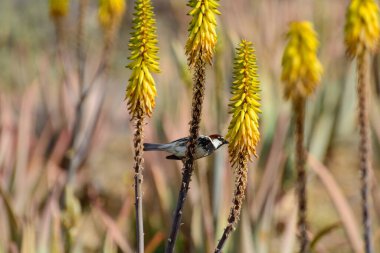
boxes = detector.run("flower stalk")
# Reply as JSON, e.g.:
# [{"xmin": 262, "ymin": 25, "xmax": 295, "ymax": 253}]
[
  {"xmin": 66, "ymin": 0, "xmax": 89, "ymax": 185},
  {"xmin": 166, "ymin": 57, "xmax": 206, "ymax": 253},
  {"xmin": 294, "ymin": 98, "xmax": 307, "ymax": 252},
  {"xmin": 98, "ymin": 0, "xmax": 126, "ymax": 71},
  {"xmin": 215, "ymin": 40, "xmax": 261, "ymax": 253},
  {"xmin": 49, "ymin": 0, "xmax": 70, "ymax": 45},
  {"xmin": 281, "ymin": 21, "xmax": 322, "ymax": 253},
  {"xmin": 344, "ymin": 1, "xmax": 380, "ymax": 252},
  {"xmin": 165, "ymin": 0, "xmax": 219, "ymax": 252},
  {"xmin": 357, "ymin": 50, "xmax": 372, "ymax": 253},
  {"xmin": 133, "ymin": 108, "xmax": 145, "ymax": 253},
  {"xmin": 77, "ymin": 0, "xmax": 88, "ymax": 90},
  {"xmin": 125, "ymin": 0, "xmax": 160, "ymax": 251}
]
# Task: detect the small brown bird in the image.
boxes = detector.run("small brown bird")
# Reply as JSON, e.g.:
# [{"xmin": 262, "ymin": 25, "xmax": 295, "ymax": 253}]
[{"xmin": 143, "ymin": 134, "xmax": 228, "ymax": 160}]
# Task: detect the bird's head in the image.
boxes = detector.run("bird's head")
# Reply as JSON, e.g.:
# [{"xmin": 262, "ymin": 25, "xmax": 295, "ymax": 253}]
[{"xmin": 209, "ymin": 134, "xmax": 229, "ymax": 149}]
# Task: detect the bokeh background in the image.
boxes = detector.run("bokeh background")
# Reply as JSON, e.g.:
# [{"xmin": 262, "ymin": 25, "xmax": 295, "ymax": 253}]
[{"xmin": 1, "ymin": 0, "xmax": 380, "ymax": 252}]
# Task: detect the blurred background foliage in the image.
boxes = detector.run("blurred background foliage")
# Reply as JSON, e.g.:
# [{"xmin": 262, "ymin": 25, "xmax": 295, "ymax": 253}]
[{"xmin": 0, "ymin": 0, "xmax": 380, "ymax": 252}]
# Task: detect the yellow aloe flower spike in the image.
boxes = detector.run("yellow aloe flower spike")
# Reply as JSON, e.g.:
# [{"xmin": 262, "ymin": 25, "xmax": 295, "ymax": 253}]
[
  {"xmin": 345, "ymin": 0, "xmax": 380, "ymax": 57},
  {"xmin": 281, "ymin": 21, "xmax": 323, "ymax": 101},
  {"xmin": 226, "ymin": 40, "xmax": 261, "ymax": 166},
  {"xmin": 215, "ymin": 40, "xmax": 261, "ymax": 252},
  {"xmin": 185, "ymin": 0, "xmax": 221, "ymax": 66},
  {"xmin": 98, "ymin": 0, "xmax": 126, "ymax": 30},
  {"xmin": 125, "ymin": 0, "xmax": 160, "ymax": 118},
  {"xmin": 49, "ymin": 0, "xmax": 70, "ymax": 17}
]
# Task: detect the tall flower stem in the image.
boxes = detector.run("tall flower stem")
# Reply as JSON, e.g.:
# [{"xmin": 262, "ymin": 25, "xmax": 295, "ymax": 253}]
[
  {"xmin": 76, "ymin": 0, "xmax": 88, "ymax": 92},
  {"xmin": 165, "ymin": 0, "xmax": 219, "ymax": 250},
  {"xmin": 357, "ymin": 51, "xmax": 373, "ymax": 253},
  {"xmin": 281, "ymin": 22, "xmax": 322, "ymax": 253},
  {"xmin": 49, "ymin": 0, "xmax": 69, "ymax": 47},
  {"xmin": 215, "ymin": 157, "xmax": 248, "ymax": 253},
  {"xmin": 133, "ymin": 108, "xmax": 145, "ymax": 253},
  {"xmin": 67, "ymin": 0, "xmax": 88, "ymax": 184},
  {"xmin": 294, "ymin": 98, "xmax": 308, "ymax": 253},
  {"xmin": 165, "ymin": 57, "xmax": 206, "ymax": 253},
  {"xmin": 125, "ymin": 0, "xmax": 160, "ymax": 251},
  {"xmin": 344, "ymin": 1, "xmax": 379, "ymax": 251},
  {"xmin": 53, "ymin": 17, "xmax": 65, "ymax": 48},
  {"xmin": 50, "ymin": 0, "xmax": 70, "ymax": 96}
]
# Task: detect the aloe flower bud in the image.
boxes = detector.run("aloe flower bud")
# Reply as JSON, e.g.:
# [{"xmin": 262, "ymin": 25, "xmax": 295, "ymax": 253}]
[
  {"xmin": 281, "ymin": 22, "xmax": 323, "ymax": 101},
  {"xmin": 345, "ymin": 0, "xmax": 380, "ymax": 57},
  {"xmin": 49, "ymin": 0, "xmax": 69, "ymax": 18},
  {"xmin": 98, "ymin": 0, "xmax": 126, "ymax": 31}
]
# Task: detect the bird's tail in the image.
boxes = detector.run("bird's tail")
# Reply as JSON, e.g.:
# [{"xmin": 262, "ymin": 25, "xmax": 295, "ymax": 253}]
[{"xmin": 143, "ymin": 143, "xmax": 164, "ymax": 151}]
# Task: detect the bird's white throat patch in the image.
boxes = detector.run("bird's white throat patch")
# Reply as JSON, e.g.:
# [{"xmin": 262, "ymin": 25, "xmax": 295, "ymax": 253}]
[{"xmin": 211, "ymin": 138, "xmax": 223, "ymax": 149}]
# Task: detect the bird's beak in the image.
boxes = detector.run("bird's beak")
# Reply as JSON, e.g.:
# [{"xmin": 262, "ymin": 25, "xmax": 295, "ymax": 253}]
[{"xmin": 223, "ymin": 140, "xmax": 229, "ymax": 144}]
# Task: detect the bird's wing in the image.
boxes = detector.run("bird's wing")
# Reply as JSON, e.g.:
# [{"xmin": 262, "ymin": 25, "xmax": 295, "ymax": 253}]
[
  {"xmin": 166, "ymin": 155, "xmax": 182, "ymax": 160},
  {"xmin": 170, "ymin": 135, "xmax": 207, "ymax": 144},
  {"xmin": 197, "ymin": 135, "xmax": 212, "ymax": 147},
  {"xmin": 170, "ymin": 137, "xmax": 189, "ymax": 144}
]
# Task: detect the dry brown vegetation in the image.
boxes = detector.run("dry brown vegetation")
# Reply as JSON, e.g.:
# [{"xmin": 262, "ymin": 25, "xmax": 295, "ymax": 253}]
[{"xmin": 0, "ymin": 0, "xmax": 380, "ymax": 252}]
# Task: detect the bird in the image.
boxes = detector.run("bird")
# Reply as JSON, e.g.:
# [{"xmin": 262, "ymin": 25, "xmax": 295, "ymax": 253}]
[{"xmin": 143, "ymin": 134, "xmax": 228, "ymax": 160}]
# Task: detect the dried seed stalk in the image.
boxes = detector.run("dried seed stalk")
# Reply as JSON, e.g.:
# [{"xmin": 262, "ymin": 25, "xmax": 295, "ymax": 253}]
[
  {"xmin": 133, "ymin": 108, "xmax": 145, "ymax": 253},
  {"xmin": 165, "ymin": 57, "xmax": 206, "ymax": 253},
  {"xmin": 215, "ymin": 155, "xmax": 248, "ymax": 253},
  {"xmin": 357, "ymin": 51, "xmax": 373, "ymax": 253},
  {"xmin": 294, "ymin": 98, "xmax": 308, "ymax": 252}
]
